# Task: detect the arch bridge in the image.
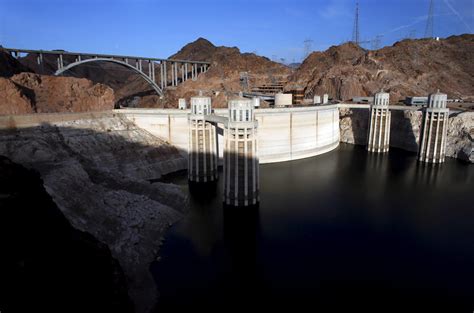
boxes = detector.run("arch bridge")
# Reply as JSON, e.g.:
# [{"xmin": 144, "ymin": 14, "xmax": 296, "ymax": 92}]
[{"xmin": 3, "ymin": 48, "xmax": 211, "ymax": 97}]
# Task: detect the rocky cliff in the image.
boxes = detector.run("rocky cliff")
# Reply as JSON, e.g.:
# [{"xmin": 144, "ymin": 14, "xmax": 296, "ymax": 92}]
[
  {"xmin": 0, "ymin": 113, "xmax": 189, "ymax": 312},
  {"xmin": 340, "ymin": 108, "xmax": 473, "ymax": 163},
  {"xmin": 0, "ymin": 48, "xmax": 32, "ymax": 77},
  {"xmin": 290, "ymin": 34, "xmax": 474, "ymax": 102},
  {"xmin": 0, "ymin": 51, "xmax": 115, "ymax": 115},
  {"xmin": 0, "ymin": 156, "xmax": 133, "ymax": 313}
]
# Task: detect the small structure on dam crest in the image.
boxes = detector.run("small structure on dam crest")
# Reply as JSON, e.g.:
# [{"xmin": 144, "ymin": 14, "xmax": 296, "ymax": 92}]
[
  {"xmin": 224, "ymin": 97, "xmax": 259, "ymax": 207},
  {"xmin": 188, "ymin": 94, "xmax": 218, "ymax": 182},
  {"xmin": 367, "ymin": 90, "xmax": 391, "ymax": 153},
  {"xmin": 418, "ymin": 90, "xmax": 449, "ymax": 163}
]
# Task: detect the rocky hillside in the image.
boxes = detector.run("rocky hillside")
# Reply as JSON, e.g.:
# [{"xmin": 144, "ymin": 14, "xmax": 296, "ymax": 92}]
[
  {"xmin": 0, "ymin": 51, "xmax": 115, "ymax": 115},
  {"xmin": 116, "ymin": 38, "xmax": 291, "ymax": 108},
  {"xmin": 0, "ymin": 112, "xmax": 188, "ymax": 312},
  {"xmin": 289, "ymin": 34, "xmax": 474, "ymax": 102},
  {"xmin": 0, "ymin": 48, "xmax": 32, "ymax": 77},
  {"xmin": 0, "ymin": 156, "xmax": 133, "ymax": 313}
]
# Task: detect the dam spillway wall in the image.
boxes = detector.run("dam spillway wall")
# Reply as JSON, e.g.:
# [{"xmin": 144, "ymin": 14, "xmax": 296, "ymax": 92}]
[{"xmin": 117, "ymin": 105, "xmax": 341, "ymax": 164}]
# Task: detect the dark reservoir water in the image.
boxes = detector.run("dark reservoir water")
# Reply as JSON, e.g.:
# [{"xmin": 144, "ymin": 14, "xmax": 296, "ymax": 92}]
[{"xmin": 151, "ymin": 144, "xmax": 474, "ymax": 313}]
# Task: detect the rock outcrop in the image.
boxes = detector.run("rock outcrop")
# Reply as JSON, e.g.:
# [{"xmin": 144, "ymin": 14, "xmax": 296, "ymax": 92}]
[
  {"xmin": 340, "ymin": 108, "xmax": 473, "ymax": 163},
  {"xmin": 0, "ymin": 156, "xmax": 133, "ymax": 313},
  {"xmin": 13, "ymin": 72, "xmax": 115, "ymax": 113},
  {"xmin": 446, "ymin": 112, "xmax": 474, "ymax": 163},
  {"xmin": 0, "ymin": 113, "xmax": 189, "ymax": 312},
  {"xmin": 0, "ymin": 78, "xmax": 36, "ymax": 114},
  {"xmin": 0, "ymin": 49, "xmax": 32, "ymax": 77},
  {"xmin": 290, "ymin": 34, "xmax": 474, "ymax": 102},
  {"xmin": 0, "ymin": 50, "xmax": 116, "ymax": 115},
  {"xmin": 114, "ymin": 38, "xmax": 291, "ymax": 108}
]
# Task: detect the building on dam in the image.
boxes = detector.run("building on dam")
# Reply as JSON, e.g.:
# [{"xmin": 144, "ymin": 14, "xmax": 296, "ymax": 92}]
[
  {"xmin": 418, "ymin": 90, "xmax": 449, "ymax": 163},
  {"xmin": 224, "ymin": 96, "xmax": 259, "ymax": 207},
  {"xmin": 188, "ymin": 93, "xmax": 218, "ymax": 182},
  {"xmin": 367, "ymin": 90, "xmax": 391, "ymax": 153}
]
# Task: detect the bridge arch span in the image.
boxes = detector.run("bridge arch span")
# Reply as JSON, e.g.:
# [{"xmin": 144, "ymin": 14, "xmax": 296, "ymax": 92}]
[{"xmin": 54, "ymin": 58, "xmax": 163, "ymax": 97}]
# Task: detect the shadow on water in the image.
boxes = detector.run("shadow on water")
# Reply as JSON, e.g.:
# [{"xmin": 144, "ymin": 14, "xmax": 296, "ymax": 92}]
[
  {"xmin": 188, "ymin": 180, "xmax": 219, "ymax": 204},
  {"xmin": 222, "ymin": 205, "xmax": 262, "ymax": 308},
  {"xmin": 153, "ymin": 143, "xmax": 474, "ymax": 313},
  {"xmin": 151, "ymin": 183, "xmax": 262, "ymax": 312}
]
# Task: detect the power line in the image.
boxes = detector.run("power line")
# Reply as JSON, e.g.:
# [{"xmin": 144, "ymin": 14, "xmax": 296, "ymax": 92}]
[{"xmin": 425, "ymin": 0, "xmax": 435, "ymax": 38}]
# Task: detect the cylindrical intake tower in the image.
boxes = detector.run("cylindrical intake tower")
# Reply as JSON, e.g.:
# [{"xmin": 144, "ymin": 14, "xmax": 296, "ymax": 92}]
[
  {"xmin": 367, "ymin": 90, "xmax": 391, "ymax": 153},
  {"xmin": 224, "ymin": 97, "xmax": 259, "ymax": 207},
  {"xmin": 418, "ymin": 91, "xmax": 449, "ymax": 163},
  {"xmin": 188, "ymin": 95, "xmax": 218, "ymax": 182}
]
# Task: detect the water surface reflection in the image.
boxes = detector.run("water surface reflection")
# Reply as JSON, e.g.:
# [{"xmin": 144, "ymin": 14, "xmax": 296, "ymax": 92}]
[{"xmin": 152, "ymin": 144, "xmax": 473, "ymax": 312}]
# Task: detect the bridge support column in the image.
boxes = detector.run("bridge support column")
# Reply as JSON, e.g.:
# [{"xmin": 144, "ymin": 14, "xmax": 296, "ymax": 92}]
[
  {"xmin": 224, "ymin": 96, "xmax": 259, "ymax": 207},
  {"xmin": 188, "ymin": 94, "xmax": 218, "ymax": 183},
  {"xmin": 367, "ymin": 90, "xmax": 391, "ymax": 153},
  {"xmin": 418, "ymin": 91, "xmax": 449, "ymax": 163},
  {"xmin": 174, "ymin": 62, "xmax": 179, "ymax": 86},
  {"xmin": 171, "ymin": 62, "xmax": 175, "ymax": 87},
  {"xmin": 160, "ymin": 61, "xmax": 165, "ymax": 89},
  {"xmin": 151, "ymin": 61, "xmax": 156, "ymax": 82},
  {"xmin": 185, "ymin": 63, "xmax": 189, "ymax": 81}
]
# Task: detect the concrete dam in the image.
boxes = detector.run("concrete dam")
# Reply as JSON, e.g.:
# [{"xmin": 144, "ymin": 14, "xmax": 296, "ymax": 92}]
[{"xmin": 119, "ymin": 105, "xmax": 341, "ymax": 164}]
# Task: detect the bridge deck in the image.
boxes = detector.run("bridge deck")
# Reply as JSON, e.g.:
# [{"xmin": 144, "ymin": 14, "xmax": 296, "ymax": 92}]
[{"xmin": 2, "ymin": 47, "xmax": 211, "ymax": 65}]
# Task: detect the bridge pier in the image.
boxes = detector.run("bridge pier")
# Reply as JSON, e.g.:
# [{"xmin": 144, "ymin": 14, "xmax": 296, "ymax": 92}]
[
  {"xmin": 418, "ymin": 91, "xmax": 449, "ymax": 163},
  {"xmin": 175, "ymin": 62, "xmax": 179, "ymax": 86},
  {"xmin": 224, "ymin": 96, "xmax": 259, "ymax": 207},
  {"xmin": 367, "ymin": 90, "xmax": 391, "ymax": 153},
  {"xmin": 192, "ymin": 64, "xmax": 197, "ymax": 81},
  {"xmin": 188, "ymin": 94, "xmax": 218, "ymax": 183},
  {"xmin": 160, "ymin": 61, "xmax": 165, "ymax": 89}
]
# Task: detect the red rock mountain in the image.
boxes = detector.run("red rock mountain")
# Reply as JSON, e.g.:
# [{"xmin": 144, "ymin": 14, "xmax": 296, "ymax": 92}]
[
  {"xmin": 3, "ymin": 34, "xmax": 473, "ymax": 113},
  {"xmin": 0, "ymin": 50, "xmax": 114, "ymax": 115},
  {"xmin": 289, "ymin": 34, "xmax": 474, "ymax": 102},
  {"xmin": 115, "ymin": 38, "xmax": 291, "ymax": 108}
]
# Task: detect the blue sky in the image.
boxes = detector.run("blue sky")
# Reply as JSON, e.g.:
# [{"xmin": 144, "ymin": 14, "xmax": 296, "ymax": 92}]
[{"xmin": 0, "ymin": 0, "xmax": 472, "ymax": 62}]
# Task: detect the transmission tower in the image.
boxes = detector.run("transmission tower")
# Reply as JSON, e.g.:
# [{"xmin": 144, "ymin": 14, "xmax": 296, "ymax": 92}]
[
  {"xmin": 371, "ymin": 35, "xmax": 383, "ymax": 50},
  {"xmin": 425, "ymin": 0, "xmax": 435, "ymax": 38},
  {"xmin": 303, "ymin": 39, "xmax": 313, "ymax": 60},
  {"xmin": 352, "ymin": 1, "xmax": 360, "ymax": 45}
]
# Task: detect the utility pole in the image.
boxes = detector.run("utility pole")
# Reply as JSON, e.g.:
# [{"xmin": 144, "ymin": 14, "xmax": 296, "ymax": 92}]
[
  {"xmin": 425, "ymin": 0, "xmax": 435, "ymax": 38},
  {"xmin": 352, "ymin": 1, "xmax": 360, "ymax": 45}
]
